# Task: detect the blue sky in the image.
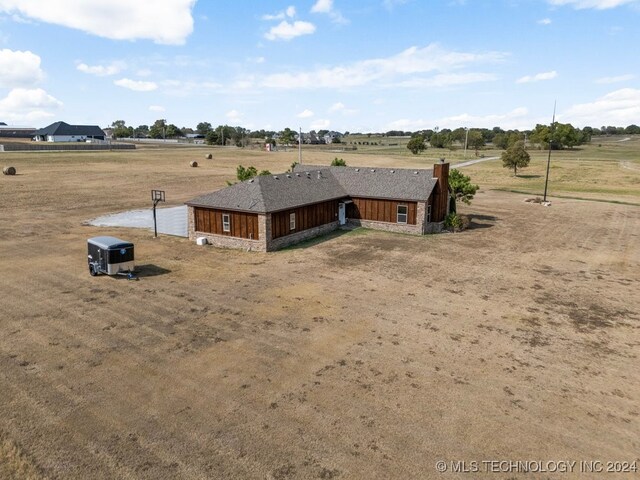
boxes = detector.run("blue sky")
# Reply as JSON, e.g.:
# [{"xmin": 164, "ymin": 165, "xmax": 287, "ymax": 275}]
[{"xmin": 0, "ymin": 0, "xmax": 638, "ymax": 132}]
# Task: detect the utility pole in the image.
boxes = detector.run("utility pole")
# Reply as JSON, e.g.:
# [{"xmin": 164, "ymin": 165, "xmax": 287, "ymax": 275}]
[
  {"xmin": 298, "ymin": 127, "xmax": 302, "ymax": 163},
  {"xmin": 543, "ymin": 101, "xmax": 557, "ymax": 203},
  {"xmin": 463, "ymin": 127, "xmax": 469, "ymax": 159}
]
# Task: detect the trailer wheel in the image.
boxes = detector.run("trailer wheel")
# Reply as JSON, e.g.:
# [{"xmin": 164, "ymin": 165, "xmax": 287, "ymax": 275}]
[{"xmin": 89, "ymin": 264, "xmax": 98, "ymax": 276}]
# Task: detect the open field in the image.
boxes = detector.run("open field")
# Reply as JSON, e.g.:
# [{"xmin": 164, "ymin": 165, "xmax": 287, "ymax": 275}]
[{"xmin": 1, "ymin": 144, "xmax": 639, "ymax": 478}]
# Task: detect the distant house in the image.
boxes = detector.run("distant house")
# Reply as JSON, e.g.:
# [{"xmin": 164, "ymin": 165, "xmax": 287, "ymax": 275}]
[
  {"xmin": 186, "ymin": 161, "xmax": 451, "ymax": 251},
  {"xmin": 34, "ymin": 121, "xmax": 105, "ymax": 142},
  {"xmin": 323, "ymin": 131, "xmax": 343, "ymax": 144},
  {"xmin": 0, "ymin": 124, "xmax": 36, "ymax": 138}
]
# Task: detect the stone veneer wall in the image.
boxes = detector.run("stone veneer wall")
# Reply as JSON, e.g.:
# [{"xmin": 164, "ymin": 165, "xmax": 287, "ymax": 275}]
[
  {"xmin": 187, "ymin": 202, "xmax": 443, "ymax": 252},
  {"xmin": 266, "ymin": 220, "xmax": 340, "ymax": 251}
]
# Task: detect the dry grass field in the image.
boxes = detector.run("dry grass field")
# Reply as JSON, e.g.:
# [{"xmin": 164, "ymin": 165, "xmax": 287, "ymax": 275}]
[{"xmin": 1, "ymin": 142, "xmax": 639, "ymax": 479}]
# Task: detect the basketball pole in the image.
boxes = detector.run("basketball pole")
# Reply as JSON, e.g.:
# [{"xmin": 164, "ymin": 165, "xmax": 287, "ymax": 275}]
[{"xmin": 543, "ymin": 101, "xmax": 556, "ymax": 203}]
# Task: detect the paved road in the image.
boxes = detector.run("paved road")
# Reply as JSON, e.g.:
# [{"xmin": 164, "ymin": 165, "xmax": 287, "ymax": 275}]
[{"xmin": 452, "ymin": 156, "xmax": 500, "ymax": 168}]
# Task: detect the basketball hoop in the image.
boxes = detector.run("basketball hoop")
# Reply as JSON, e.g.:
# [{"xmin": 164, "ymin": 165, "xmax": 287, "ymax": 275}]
[{"xmin": 151, "ymin": 190, "xmax": 165, "ymax": 237}]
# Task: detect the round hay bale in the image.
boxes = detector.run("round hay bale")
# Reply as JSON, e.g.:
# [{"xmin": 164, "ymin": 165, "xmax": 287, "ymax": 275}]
[
  {"xmin": 190, "ymin": 161, "xmax": 198, "ymax": 168},
  {"xmin": 3, "ymin": 166, "xmax": 16, "ymax": 175},
  {"xmin": 205, "ymin": 153, "xmax": 212, "ymax": 159}
]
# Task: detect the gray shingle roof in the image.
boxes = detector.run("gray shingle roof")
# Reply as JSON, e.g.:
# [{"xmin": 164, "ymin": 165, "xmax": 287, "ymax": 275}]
[
  {"xmin": 186, "ymin": 165, "xmax": 438, "ymax": 213},
  {"xmin": 35, "ymin": 121, "xmax": 105, "ymax": 137}
]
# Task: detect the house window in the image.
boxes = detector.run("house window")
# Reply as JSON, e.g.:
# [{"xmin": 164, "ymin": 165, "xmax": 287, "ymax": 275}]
[
  {"xmin": 222, "ymin": 214, "xmax": 230, "ymax": 232},
  {"xmin": 427, "ymin": 204, "xmax": 432, "ymax": 223},
  {"xmin": 289, "ymin": 212, "xmax": 296, "ymax": 230},
  {"xmin": 397, "ymin": 205, "xmax": 408, "ymax": 224}
]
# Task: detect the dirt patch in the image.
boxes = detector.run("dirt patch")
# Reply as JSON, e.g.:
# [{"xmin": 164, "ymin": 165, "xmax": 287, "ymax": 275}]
[{"xmin": 0, "ymin": 149, "xmax": 639, "ymax": 478}]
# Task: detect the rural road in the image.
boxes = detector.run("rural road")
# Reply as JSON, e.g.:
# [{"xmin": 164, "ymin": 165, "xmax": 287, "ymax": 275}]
[{"xmin": 452, "ymin": 156, "xmax": 499, "ymax": 168}]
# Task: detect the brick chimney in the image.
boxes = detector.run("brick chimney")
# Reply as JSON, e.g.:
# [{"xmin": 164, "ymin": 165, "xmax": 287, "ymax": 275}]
[{"xmin": 431, "ymin": 161, "xmax": 450, "ymax": 223}]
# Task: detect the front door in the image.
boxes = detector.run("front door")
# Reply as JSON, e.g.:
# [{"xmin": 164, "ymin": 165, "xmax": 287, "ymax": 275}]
[{"xmin": 338, "ymin": 202, "xmax": 346, "ymax": 225}]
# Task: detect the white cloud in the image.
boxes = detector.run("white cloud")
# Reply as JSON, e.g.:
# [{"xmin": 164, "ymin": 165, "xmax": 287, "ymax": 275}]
[
  {"xmin": 262, "ymin": 44, "xmax": 506, "ymax": 89},
  {"xmin": 547, "ymin": 0, "xmax": 639, "ymax": 9},
  {"xmin": 265, "ymin": 20, "xmax": 316, "ymax": 41},
  {"xmin": 0, "ymin": 48, "xmax": 43, "ymax": 88},
  {"xmin": 310, "ymin": 119, "xmax": 331, "ymax": 130},
  {"xmin": 561, "ymin": 88, "xmax": 640, "ymax": 126},
  {"xmin": 76, "ymin": 61, "xmax": 125, "ymax": 76},
  {"xmin": 310, "ymin": 0, "xmax": 348, "ymax": 24},
  {"xmin": 114, "ymin": 78, "xmax": 158, "ymax": 91},
  {"xmin": 0, "ymin": 87, "xmax": 62, "ymax": 123},
  {"xmin": 328, "ymin": 102, "xmax": 358, "ymax": 115},
  {"xmin": 516, "ymin": 70, "xmax": 557, "ymax": 83},
  {"xmin": 149, "ymin": 105, "xmax": 165, "ymax": 112},
  {"xmin": 397, "ymin": 72, "xmax": 497, "ymax": 88},
  {"xmin": 297, "ymin": 109, "xmax": 314, "ymax": 118},
  {"xmin": 0, "ymin": 0, "xmax": 195, "ymax": 45},
  {"xmin": 538, "ymin": 18, "xmax": 552, "ymax": 24},
  {"xmin": 262, "ymin": 5, "xmax": 296, "ymax": 20},
  {"xmin": 311, "ymin": 0, "xmax": 333, "ymax": 13},
  {"xmin": 226, "ymin": 109, "xmax": 242, "ymax": 122},
  {"xmin": 386, "ymin": 107, "xmax": 531, "ymax": 131},
  {"xmin": 595, "ymin": 74, "xmax": 635, "ymax": 84}
]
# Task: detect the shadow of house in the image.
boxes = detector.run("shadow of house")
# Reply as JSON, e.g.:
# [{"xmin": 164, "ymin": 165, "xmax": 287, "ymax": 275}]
[{"xmin": 466, "ymin": 214, "xmax": 497, "ymax": 230}]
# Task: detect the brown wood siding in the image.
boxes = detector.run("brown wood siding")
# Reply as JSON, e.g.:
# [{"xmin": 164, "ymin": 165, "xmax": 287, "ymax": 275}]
[
  {"xmin": 431, "ymin": 162, "xmax": 449, "ymax": 222},
  {"xmin": 347, "ymin": 198, "xmax": 417, "ymax": 225},
  {"xmin": 271, "ymin": 200, "xmax": 339, "ymax": 239},
  {"xmin": 194, "ymin": 207, "xmax": 259, "ymax": 240}
]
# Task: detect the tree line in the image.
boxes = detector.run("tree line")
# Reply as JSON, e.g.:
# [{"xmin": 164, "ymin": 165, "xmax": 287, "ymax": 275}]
[{"xmin": 109, "ymin": 119, "xmax": 640, "ymax": 150}]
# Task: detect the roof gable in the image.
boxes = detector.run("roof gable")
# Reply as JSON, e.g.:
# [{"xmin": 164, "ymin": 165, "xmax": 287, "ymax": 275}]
[
  {"xmin": 35, "ymin": 121, "xmax": 105, "ymax": 137},
  {"xmin": 187, "ymin": 164, "xmax": 439, "ymax": 213}
]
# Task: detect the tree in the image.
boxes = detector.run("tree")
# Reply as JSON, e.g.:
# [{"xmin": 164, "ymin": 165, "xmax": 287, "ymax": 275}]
[
  {"xmin": 230, "ymin": 165, "xmax": 271, "ymax": 184},
  {"xmin": 205, "ymin": 130, "xmax": 219, "ymax": 145},
  {"xmin": 624, "ymin": 124, "xmax": 640, "ymax": 134},
  {"xmin": 502, "ymin": 141, "xmax": 530, "ymax": 175},
  {"xmin": 149, "ymin": 119, "xmax": 167, "ymax": 139},
  {"xmin": 492, "ymin": 132, "xmax": 508, "ymax": 149},
  {"xmin": 236, "ymin": 165, "xmax": 258, "ymax": 181},
  {"xmin": 331, "ymin": 157, "xmax": 346, "ymax": 166},
  {"xmin": 467, "ymin": 130, "xmax": 485, "ymax": 156},
  {"xmin": 406, "ymin": 133, "xmax": 426, "ymax": 154},
  {"xmin": 196, "ymin": 122, "xmax": 212, "ymax": 135},
  {"xmin": 134, "ymin": 125, "xmax": 149, "ymax": 138},
  {"xmin": 280, "ymin": 127, "xmax": 296, "ymax": 145},
  {"xmin": 165, "ymin": 124, "xmax": 182, "ymax": 138},
  {"xmin": 111, "ymin": 120, "xmax": 132, "ymax": 139},
  {"xmin": 429, "ymin": 131, "xmax": 451, "ymax": 149},
  {"xmin": 448, "ymin": 169, "xmax": 479, "ymax": 205}
]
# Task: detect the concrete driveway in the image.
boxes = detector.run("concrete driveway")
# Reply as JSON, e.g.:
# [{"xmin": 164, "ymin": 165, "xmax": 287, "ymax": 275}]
[{"xmin": 87, "ymin": 205, "xmax": 188, "ymax": 237}]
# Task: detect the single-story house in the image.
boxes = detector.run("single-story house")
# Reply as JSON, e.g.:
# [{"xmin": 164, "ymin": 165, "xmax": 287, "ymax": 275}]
[
  {"xmin": 0, "ymin": 125, "xmax": 36, "ymax": 138},
  {"xmin": 185, "ymin": 161, "xmax": 452, "ymax": 252},
  {"xmin": 34, "ymin": 121, "xmax": 105, "ymax": 142}
]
